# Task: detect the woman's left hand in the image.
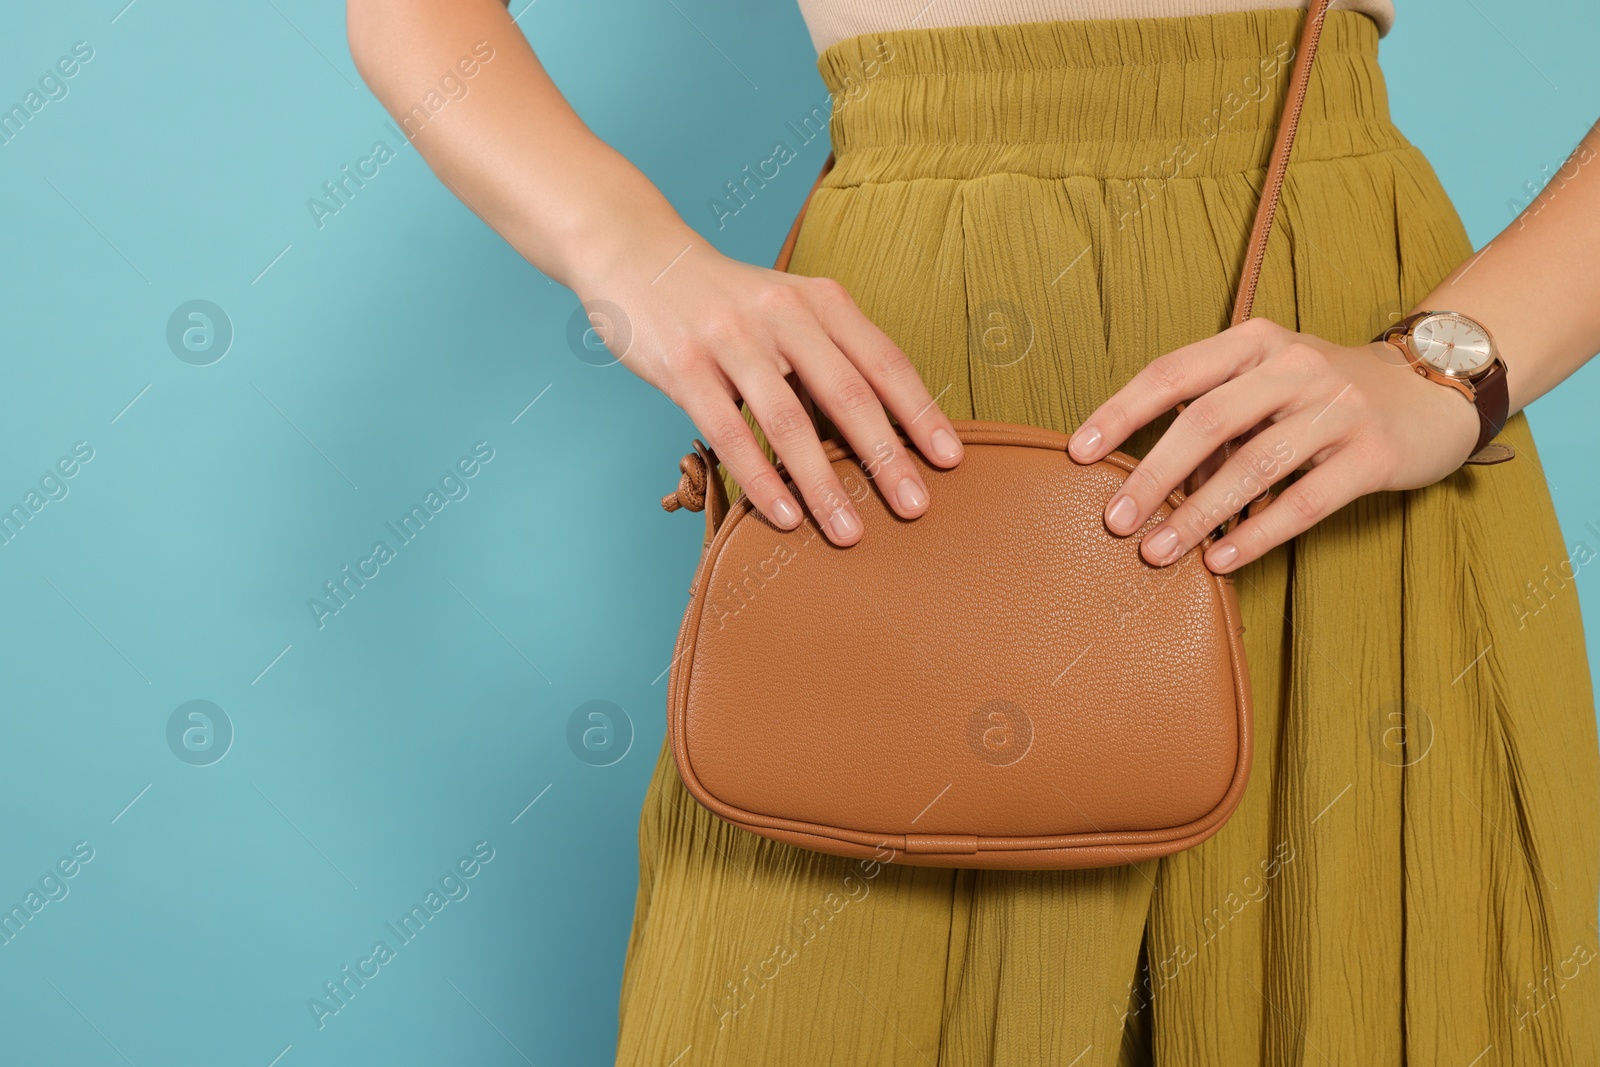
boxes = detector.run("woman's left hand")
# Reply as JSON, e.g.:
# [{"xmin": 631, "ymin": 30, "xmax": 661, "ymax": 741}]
[{"xmin": 1067, "ymin": 317, "xmax": 1484, "ymax": 574}]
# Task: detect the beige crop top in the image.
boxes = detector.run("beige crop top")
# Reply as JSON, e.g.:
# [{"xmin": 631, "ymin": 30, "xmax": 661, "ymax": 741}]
[{"xmin": 795, "ymin": 0, "xmax": 1393, "ymax": 52}]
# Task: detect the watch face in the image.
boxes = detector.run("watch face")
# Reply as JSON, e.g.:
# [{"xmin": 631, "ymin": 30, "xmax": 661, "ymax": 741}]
[{"xmin": 1410, "ymin": 312, "xmax": 1494, "ymax": 377}]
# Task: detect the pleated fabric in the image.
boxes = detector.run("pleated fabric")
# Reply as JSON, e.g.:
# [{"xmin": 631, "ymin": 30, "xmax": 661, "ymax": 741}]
[{"xmin": 616, "ymin": 11, "xmax": 1600, "ymax": 1065}]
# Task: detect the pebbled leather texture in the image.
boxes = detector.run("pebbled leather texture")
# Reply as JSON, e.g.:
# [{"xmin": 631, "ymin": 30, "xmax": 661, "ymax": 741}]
[{"xmin": 665, "ymin": 424, "xmax": 1254, "ymax": 870}]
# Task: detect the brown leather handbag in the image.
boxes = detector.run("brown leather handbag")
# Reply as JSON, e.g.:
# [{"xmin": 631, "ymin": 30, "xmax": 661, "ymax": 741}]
[{"xmin": 657, "ymin": 1, "xmax": 1335, "ymax": 870}]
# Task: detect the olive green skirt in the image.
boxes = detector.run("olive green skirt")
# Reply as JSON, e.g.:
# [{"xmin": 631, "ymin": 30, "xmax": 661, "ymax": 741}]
[{"xmin": 617, "ymin": 10, "xmax": 1600, "ymax": 1064}]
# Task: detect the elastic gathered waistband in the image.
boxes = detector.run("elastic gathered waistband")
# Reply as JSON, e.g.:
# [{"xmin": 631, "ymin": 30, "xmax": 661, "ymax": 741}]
[{"xmin": 815, "ymin": 9, "xmax": 1408, "ymax": 184}]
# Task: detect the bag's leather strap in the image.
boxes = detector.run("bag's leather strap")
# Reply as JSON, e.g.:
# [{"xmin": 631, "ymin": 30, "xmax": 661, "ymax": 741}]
[
  {"xmin": 1231, "ymin": 0, "xmax": 1329, "ymax": 325},
  {"xmin": 1190, "ymin": 0, "xmax": 1329, "ymax": 530}
]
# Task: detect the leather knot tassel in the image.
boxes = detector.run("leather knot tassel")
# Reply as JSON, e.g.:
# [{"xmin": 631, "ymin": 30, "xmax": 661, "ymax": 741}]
[{"xmin": 661, "ymin": 450, "xmax": 709, "ymax": 513}]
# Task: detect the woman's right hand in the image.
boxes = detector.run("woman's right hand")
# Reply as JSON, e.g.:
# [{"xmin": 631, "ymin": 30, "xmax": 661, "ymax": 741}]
[
  {"xmin": 346, "ymin": 0, "xmax": 959, "ymax": 545},
  {"xmin": 577, "ymin": 226, "xmax": 965, "ymax": 546}
]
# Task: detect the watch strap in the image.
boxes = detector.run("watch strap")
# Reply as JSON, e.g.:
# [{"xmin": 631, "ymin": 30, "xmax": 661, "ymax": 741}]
[
  {"xmin": 1466, "ymin": 359, "xmax": 1512, "ymax": 463},
  {"xmin": 1465, "ymin": 441, "xmax": 1516, "ymax": 465}
]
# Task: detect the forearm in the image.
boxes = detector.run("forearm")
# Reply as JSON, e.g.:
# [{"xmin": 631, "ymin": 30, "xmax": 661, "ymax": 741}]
[
  {"xmin": 1413, "ymin": 119, "xmax": 1600, "ymax": 415},
  {"xmin": 346, "ymin": 0, "xmax": 701, "ymax": 291}
]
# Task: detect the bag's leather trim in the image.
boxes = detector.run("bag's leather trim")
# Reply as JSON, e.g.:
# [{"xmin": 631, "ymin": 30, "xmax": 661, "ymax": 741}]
[{"xmin": 665, "ymin": 420, "xmax": 1254, "ymax": 870}]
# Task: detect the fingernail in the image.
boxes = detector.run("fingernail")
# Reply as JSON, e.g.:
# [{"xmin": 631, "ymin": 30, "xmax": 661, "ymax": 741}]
[
  {"xmin": 771, "ymin": 497, "xmax": 801, "ymax": 528},
  {"xmin": 830, "ymin": 507, "xmax": 862, "ymax": 542},
  {"xmin": 1207, "ymin": 543, "xmax": 1240, "ymax": 571},
  {"xmin": 1106, "ymin": 495, "xmax": 1138, "ymax": 533},
  {"xmin": 1144, "ymin": 527, "xmax": 1179, "ymax": 563},
  {"xmin": 1071, "ymin": 424, "xmax": 1102, "ymax": 458},
  {"xmin": 930, "ymin": 428, "xmax": 962, "ymax": 463},
  {"xmin": 896, "ymin": 478, "xmax": 927, "ymax": 512}
]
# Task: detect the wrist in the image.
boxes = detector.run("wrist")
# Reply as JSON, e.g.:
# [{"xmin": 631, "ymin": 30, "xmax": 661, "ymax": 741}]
[
  {"xmin": 530, "ymin": 161, "xmax": 706, "ymax": 296},
  {"xmin": 564, "ymin": 213, "xmax": 710, "ymax": 300},
  {"xmin": 1368, "ymin": 340, "xmax": 1478, "ymax": 471},
  {"xmin": 472, "ymin": 137, "xmax": 706, "ymax": 295}
]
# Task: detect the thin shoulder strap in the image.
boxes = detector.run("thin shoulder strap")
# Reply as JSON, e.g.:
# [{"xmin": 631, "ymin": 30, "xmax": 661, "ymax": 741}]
[
  {"xmin": 1232, "ymin": 0, "xmax": 1333, "ymax": 324},
  {"xmin": 1203, "ymin": 0, "xmax": 1332, "ymax": 527}
]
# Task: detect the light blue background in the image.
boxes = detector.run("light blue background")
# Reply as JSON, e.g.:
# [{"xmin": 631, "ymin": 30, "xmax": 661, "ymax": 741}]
[{"xmin": 0, "ymin": 2, "xmax": 1595, "ymax": 1064}]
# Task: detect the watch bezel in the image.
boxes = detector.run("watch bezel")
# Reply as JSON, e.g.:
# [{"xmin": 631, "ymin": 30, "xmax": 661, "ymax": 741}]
[{"xmin": 1402, "ymin": 310, "xmax": 1497, "ymax": 381}]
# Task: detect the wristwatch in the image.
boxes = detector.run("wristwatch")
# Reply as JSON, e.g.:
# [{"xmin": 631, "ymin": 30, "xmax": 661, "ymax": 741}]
[{"xmin": 1376, "ymin": 310, "xmax": 1514, "ymax": 462}]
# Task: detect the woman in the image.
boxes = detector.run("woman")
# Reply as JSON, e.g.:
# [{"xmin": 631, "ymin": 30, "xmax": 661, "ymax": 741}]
[{"xmin": 348, "ymin": 0, "xmax": 1600, "ymax": 1061}]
